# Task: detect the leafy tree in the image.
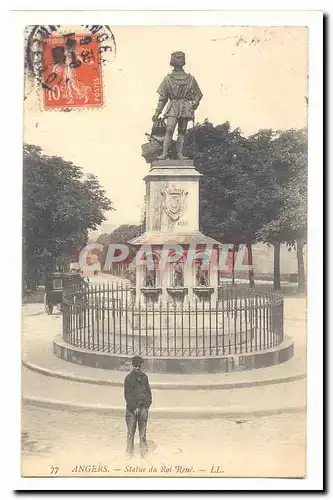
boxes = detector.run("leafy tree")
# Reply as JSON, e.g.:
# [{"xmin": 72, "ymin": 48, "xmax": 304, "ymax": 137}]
[
  {"xmin": 255, "ymin": 128, "xmax": 307, "ymax": 290},
  {"xmin": 185, "ymin": 122, "xmax": 307, "ymax": 290},
  {"xmin": 96, "ymin": 224, "xmax": 144, "ymax": 245},
  {"xmin": 96, "ymin": 224, "xmax": 144, "ymax": 275},
  {"xmin": 280, "ymin": 129, "xmax": 307, "ymax": 293},
  {"xmin": 23, "ymin": 144, "xmax": 113, "ymax": 289},
  {"xmin": 95, "ymin": 232, "xmax": 112, "ymax": 246},
  {"xmin": 185, "ymin": 123, "xmax": 281, "ymax": 287}
]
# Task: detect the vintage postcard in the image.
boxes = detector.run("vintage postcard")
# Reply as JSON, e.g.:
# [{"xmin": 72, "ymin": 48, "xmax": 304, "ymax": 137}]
[{"xmin": 17, "ymin": 12, "xmax": 322, "ymax": 487}]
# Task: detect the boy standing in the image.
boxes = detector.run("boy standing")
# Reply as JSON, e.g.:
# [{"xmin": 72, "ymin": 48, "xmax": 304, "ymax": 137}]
[{"xmin": 124, "ymin": 356, "xmax": 152, "ymax": 458}]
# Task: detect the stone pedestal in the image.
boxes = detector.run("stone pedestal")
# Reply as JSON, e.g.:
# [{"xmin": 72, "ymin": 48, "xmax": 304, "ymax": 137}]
[
  {"xmin": 145, "ymin": 160, "xmax": 201, "ymax": 234},
  {"xmin": 130, "ymin": 160, "xmax": 221, "ymax": 305}
]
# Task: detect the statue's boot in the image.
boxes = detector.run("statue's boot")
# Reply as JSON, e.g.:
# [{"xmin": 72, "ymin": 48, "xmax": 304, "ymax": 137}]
[
  {"xmin": 177, "ymin": 134, "xmax": 189, "ymax": 160},
  {"xmin": 157, "ymin": 133, "xmax": 172, "ymax": 160}
]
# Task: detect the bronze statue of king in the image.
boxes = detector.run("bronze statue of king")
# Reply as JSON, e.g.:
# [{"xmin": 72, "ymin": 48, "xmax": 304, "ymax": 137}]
[{"xmin": 152, "ymin": 51, "xmax": 203, "ymax": 160}]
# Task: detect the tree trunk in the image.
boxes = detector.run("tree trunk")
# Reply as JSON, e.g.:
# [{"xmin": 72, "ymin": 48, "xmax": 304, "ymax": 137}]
[
  {"xmin": 246, "ymin": 243, "xmax": 255, "ymax": 288},
  {"xmin": 296, "ymin": 237, "xmax": 306, "ymax": 294},
  {"xmin": 273, "ymin": 241, "xmax": 281, "ymax": 290},
  {"xmin": 232, "ymin": 245, "xmax": 236, "ymax": 285}
]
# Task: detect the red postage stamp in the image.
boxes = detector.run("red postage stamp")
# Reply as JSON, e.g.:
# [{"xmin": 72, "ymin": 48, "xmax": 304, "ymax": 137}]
[{"xmin": 42, "ymin": 34, "xmax": 103, "ymax": 109}]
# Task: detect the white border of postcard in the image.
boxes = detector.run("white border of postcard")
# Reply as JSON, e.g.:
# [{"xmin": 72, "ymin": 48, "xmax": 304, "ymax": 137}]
[{"xmin": 2, "ymin": 2, "xmax": 323, "ymax": 493}]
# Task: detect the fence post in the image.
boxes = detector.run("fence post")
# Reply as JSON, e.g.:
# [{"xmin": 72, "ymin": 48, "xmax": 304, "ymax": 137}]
[{"xmin": 62, "ymin": 299, "xmax": 69, "ymax": 342}]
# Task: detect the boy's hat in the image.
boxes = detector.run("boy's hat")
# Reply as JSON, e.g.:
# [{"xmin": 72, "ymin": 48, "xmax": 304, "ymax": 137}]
[{"xmin": 132, "ymin": 355, "xmax": 144, "ymax": 367}]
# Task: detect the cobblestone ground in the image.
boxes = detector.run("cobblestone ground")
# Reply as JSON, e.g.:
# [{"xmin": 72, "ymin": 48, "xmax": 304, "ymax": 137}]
[
  {"xmin": 21, "ymin": 406, "xmax": 306, "ymax": 478},
  {"xmin": 21, "ymin": 289, "xmax": 307, "ymax": 479}
]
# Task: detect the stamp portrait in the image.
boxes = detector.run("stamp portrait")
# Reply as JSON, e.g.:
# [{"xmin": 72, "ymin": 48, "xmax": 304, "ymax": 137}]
[{"xmin": 42, "ymin": 34, "xmax": 103, "ymax": 109}]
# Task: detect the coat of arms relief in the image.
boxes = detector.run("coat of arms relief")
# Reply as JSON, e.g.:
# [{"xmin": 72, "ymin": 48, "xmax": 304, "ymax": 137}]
[{"xmin": 161, "ymin": 187, "xmax": 188, "ymax": 221}]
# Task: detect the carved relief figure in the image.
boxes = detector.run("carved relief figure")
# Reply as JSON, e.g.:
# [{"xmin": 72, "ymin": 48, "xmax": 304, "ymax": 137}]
[
  {"xmin": 173, "ymin": 263, "xmax": 184, "ymax": 287},
  {"xmin": 146, "ymin": 270, "xmax": 156, "ymax": 287},
  {"xmin": 196, "ymin": 264, "xmax": 209, "ymax": 286}
]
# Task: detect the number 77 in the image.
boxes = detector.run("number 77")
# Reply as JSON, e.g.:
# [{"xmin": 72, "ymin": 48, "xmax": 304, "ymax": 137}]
[{"xmin": 50, "ymin": 466, "xmax": 59, "ymax": 474}]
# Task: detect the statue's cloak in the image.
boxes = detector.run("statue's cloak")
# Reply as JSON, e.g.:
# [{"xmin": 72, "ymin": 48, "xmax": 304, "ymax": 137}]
[{"xmin": 157, "ymin": 71, "xmax": 203, "ymax": 119}]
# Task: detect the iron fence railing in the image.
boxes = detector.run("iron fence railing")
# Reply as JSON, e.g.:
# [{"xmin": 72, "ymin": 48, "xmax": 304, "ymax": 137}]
[{"xmin": 62, "ymin": 283, "xmax": 284, "ymax": 357}]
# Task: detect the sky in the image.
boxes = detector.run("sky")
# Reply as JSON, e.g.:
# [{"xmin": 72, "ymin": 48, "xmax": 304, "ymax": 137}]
[{"xmin": 23, "ymin": 26, "xmax": 308, "ymax": 232}]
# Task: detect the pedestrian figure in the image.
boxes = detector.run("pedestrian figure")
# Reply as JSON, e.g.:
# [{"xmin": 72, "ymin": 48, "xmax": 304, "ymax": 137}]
[{"xmin": 124, "ymin": 356, "xmax": 152, "ymax": 458}]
